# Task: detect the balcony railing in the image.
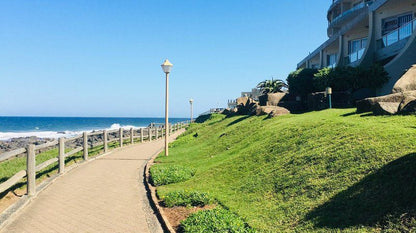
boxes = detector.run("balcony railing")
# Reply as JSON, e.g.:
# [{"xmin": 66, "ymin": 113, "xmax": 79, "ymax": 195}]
[
  {"xmin": 330, "ymin": 1, "xmax": 371, "ymax": 26},
  {"xmin": 346, "ymin": 47, "xmax": 366, "ymax": 64},
  {"xmin": 381, "ymin": 18, "xmax": 416, "ymax": 47}
]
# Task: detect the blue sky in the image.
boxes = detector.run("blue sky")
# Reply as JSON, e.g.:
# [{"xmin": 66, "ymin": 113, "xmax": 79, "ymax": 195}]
[{"xmin": 0, "ymin": 0, "xmax": 329, "ymax": 117}]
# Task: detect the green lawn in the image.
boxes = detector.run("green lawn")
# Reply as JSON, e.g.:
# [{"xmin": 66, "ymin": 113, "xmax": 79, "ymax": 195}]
[{"xmin": 155, "ymin": 109, "xmax": 416, "ymax": 232}]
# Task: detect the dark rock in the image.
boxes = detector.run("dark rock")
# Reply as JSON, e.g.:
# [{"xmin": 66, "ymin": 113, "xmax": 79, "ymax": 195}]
[
  {"xmin": 236, "ymin": 97, "xmax": 259, "ymax": 115},
  {"xmin": 399, "ymin": 99, "xmax": 416, "ymax": 114},
  {"xmin": 372, "ymin": 102, "xmax": 400, "ymax": 115},
  {"xmin": 393, "ymin": 65, "xmax": 416, "ymax": 93},
  {"xmin": 256, "ymin": 106, "xmax": 290, "ymax": 117},
  {"xmin": 258, "ymin": 93, "xmax": 286, "ymax": 106},
  {"xmin": 356, "ymin": 92, "xmax": 405, "ymax": 113}
]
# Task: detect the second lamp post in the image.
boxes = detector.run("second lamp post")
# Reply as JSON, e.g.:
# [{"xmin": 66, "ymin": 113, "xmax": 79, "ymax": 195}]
[
  {"xmin": 189, "ymin": 98, "xmax": 194, "ymax": 122},
  {"xmin": 161, "ymin": 59, "xmax": 173, "ymax": 156}
]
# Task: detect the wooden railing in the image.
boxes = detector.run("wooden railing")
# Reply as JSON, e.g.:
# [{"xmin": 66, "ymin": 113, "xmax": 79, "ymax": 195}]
[{"xmin": 0, "ymin": 121, "xmax": 190, "ymax": 196}]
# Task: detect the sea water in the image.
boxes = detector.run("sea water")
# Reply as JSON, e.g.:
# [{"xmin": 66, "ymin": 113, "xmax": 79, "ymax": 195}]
[{"xmin": 0, "ymin": 117, "xmax": 188, "ymax": 140}]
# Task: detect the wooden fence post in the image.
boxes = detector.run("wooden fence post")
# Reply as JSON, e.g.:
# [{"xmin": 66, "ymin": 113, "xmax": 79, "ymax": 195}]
[
  {"xmin": 140, "ymin": 128, "xmax": 144, "ymax": 143},
  {"xmin": 103, "ymin": 130, "xmax": 108, "ymax": 153},
  {"xmin": 119, "ymin": 128, "xmax": 123, "ymax": 147},
  {"xmin": 27, "ymin": 144, "xmax": 36, "ymax": 196},
  {"xmin": 149, "ymin": 127, "xmax": 152, "ymax": 142},
  {"xmin": 83, "ymin": 132, "xmax": 88, "ymax": 160},
  {"xmin": 130, "ymin": 128, "xmax": 134, "ymax": 144},
  {"xmin": 58, "ymin": 138, "xmax": 65, "ymax": 174},
  {"xmin": 155, "ymin": 127, "xmax": 159, "ymax": 140}
]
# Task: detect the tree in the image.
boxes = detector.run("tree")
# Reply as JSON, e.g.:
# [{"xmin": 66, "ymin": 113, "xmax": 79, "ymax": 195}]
[{"xmin": 256, "ymin": 79, "xmax": 288, "ymax": 94}]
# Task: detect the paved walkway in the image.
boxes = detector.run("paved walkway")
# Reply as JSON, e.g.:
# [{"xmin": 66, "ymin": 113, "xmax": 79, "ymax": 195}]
[{"xmin": 1, "ymin": 131, "xmax": 184, "ymax": 233}]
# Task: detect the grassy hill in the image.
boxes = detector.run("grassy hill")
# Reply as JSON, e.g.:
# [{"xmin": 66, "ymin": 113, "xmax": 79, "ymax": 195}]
[{"xmin": 155, "ymin": 109, "xmax": 416, "ymax": 232}]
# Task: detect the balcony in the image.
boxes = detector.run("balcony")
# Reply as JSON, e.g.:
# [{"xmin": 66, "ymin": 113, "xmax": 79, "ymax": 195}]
[
  {"xmin": 380, "ymin": 18, "xmax": 416, "ymax": 48},
  {"xmin": 345, "ymin": 47, "xmax": 365, "ymax": 65},
  {"xmin": 328, "ymin": 1, "xmax": 373, "ymax": 30}
]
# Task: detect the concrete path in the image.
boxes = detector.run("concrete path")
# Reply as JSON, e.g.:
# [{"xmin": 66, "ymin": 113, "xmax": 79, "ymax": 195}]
[{"xmin": 1, "ymin": 130, "xmax": 184, "ymax": 233}]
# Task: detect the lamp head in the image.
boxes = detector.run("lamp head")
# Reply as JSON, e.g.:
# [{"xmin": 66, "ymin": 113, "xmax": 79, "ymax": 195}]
[
  {"xmin": 161, "ymin": 59, "xmax": 173, "ymax": 74},
  {"xmin": 189, "ymin": 98, "xmax": 194, "ymax": 104},
  {"xmin": 326, "ymin": 87, "xmax": 332, "ymax": 95}
]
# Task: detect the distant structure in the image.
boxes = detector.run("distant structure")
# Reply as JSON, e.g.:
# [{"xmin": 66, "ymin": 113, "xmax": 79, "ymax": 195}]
[
  {"xmin": 297, "ymin": 0, "xmax": 416, "ymax": 95},
  {"xmin": 199, "ymin": 108, "xmax": 226, "ymax": 116},
  {"xmin": 228, "ymin": 100, "xmax": 237, "ymax": 109},
  {"xmin": 241, "ymin": 88, "xmax": 262, "ymax": 101}
]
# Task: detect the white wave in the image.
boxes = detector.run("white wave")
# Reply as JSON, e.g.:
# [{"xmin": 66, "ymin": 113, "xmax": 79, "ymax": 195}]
[
  {"xmin": 0, "ymin": 131, "xmax": 82, "ymax": 141},
  {"xmin": 0, "ymin": 123, "xmax": 145, "ymax": 141},
  {"xmin": 107, "ymin": 123, "xmax": 142, "ymax": 130}
]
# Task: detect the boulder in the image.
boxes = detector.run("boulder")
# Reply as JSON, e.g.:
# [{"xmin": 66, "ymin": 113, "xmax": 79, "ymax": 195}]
[
  {"xmin": 372, "ymin": 102, "xmax": 400, "ymax": 115},
  {"xmin": 393, "ymin": 65, "xmax": 416, "ymax": 93},
  {"xmin": 236, "ymin": 97, "xmax": 249, "ymax": 106},
  {"xmin": 258, "ymin": 93, "xmax": 286, "ymax": 106},
  {"xmin": 236, "ymin": 97, "xmax": 259, "ymax": 115},
  {"xmin": 356, "ymin": 92, "xmax": 405, "ymax": 113},
  {"xmin": 399, "ymin": 100, "xmax": 416, "ymax": 114},
  {"xmin": 398, "ymin": 91, "xmax": 416, "ymax": 112},
  {"xmin": 256, "ymin": 106, "xmax": 290, "ymax": 117},
  {"xmin": 356, "ymin": 90, "xmax": 416, "ymax": 114}
]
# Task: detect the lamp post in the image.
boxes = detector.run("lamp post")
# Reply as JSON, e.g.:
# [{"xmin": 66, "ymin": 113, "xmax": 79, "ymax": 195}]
[
  {"xmin": 189, "ymin": 98, "xmax": 194, "ymax": 122},
  {"xmin": 326, "ymin": 87, "xmax": 332, "ymax": 109},
  {"xmin": 161, "ymin": 59, "xmax": 173, "ymax": 156}
]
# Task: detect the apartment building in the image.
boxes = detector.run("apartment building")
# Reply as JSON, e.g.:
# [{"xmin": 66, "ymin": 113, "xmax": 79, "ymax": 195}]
[{"xmin": 297, "ymin": 0, "xmax": 416, "ymax": 95}]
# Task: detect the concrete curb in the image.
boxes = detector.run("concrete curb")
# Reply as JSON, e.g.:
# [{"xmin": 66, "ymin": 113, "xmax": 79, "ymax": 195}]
[
  {"xmin": 144, "ymin": 130, "xmax": 187, "ymax": 233},
  {"xmin": 144, "ymin": 153, "xmax": 176, "ymax": 233}
]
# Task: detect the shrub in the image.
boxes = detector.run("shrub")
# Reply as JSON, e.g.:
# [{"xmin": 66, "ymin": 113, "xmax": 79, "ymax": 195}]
[
  {"xmin": 312, "ymin": 65, "xmax": 390, "ymax": 92},
  {"xmin": 287, "ymin": 68, "xmax": 318, "ymax": 97},
  {"xmin": 149, "ymin": 165, "xmax": 195, "ymax": 186},
  {"xmin": 179, "ymin": 208, "xmax": 254, "ymax": 233},
  {"xmin": 162, "ymin": 190, "xmax": 216, "ymax": 207},
  {"xmin": 288, "ymin": 65, "xmax": 389, "ymax": 96}
]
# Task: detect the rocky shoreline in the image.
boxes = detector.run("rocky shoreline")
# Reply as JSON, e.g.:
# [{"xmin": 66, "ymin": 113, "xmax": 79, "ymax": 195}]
[{"xmin": 0, "ymin": 130, "xmax": 136, "ymax": 154}]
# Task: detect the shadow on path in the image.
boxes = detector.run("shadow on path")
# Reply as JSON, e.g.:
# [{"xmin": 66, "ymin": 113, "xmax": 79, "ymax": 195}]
[{"xmin": 306, "ymin": 153, "xmax": 416, "ymax": 229}]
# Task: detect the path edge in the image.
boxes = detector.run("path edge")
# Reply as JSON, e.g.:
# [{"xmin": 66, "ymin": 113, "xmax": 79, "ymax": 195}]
[{"xmin": 144, "ymin": 152, "xmax": 176, "ymax": 233}]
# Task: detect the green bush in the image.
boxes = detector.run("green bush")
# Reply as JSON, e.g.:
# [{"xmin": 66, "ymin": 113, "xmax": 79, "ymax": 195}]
[
  {"xmin": 287, "ymin": 68, "xmax": 318, "ymax": 97},
  {"xmin": 149, "ymin": 165, "xmax": 195, "ymax": 186},
  {"xmin": 288, "ymin": 65, "xmax": 389, "ymax": 95},
  {"xmin": 161, "ymin": 190, "xmax": 216, "ymax": 207},
  {"xmin": 179, "ymin": 208, "xmax": 254, "ymax": 233},
  {"xmin": 313, "ymin": 65, "xmax": 389, "ymax": 92}
]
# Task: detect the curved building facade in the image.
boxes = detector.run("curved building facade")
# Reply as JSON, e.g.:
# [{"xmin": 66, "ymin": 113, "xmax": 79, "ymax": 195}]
[{"xmin": 297, "ymin": 0, "xmax": 416, "ymax": 95}]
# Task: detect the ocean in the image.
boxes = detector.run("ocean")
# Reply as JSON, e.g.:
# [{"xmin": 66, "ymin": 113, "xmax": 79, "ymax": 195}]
[{"xmin": 0, "ymin": 117, "xmax": 188, "ymax": 140}]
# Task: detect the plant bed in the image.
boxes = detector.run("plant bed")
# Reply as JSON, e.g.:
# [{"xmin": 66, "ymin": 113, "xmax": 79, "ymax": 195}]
[
  {"xmin": 178, "ymin": 207, "xmax": 254, "ymax": 233},
  {"xmin": 160, "ymin": 190, "xmax": 216, "ymax": 208},
  {"xmin": 149, "ymin": 165, "xmax": 195, "ymax": 186},
  {"xmin": 162, "ymin": 205, "xmax": 216, "ymax": 232}
]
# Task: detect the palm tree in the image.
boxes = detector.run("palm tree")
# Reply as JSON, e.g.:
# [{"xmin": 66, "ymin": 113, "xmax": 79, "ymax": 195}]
[{"xmin": 257, "ymin": 79, "xmax": 288, "ymax": 94}]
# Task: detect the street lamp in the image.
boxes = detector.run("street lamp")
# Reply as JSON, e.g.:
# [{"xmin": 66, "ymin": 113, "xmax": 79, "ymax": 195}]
[
  {"xmin": 189, "ymin": 98, "xmax": 194, "ymax": 122},
  {"xmin": 326, "ymin": 87, "xmax": 332, "ymax": 109},
  {"xmin": 161, "ymin": 59, "xmax": 173, "ymax": 156}
]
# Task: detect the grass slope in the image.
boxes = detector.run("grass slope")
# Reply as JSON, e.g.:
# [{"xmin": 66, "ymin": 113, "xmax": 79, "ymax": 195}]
[{"xmin": 155, "ymin": 109, "xmax": 416, "ymax": 232}]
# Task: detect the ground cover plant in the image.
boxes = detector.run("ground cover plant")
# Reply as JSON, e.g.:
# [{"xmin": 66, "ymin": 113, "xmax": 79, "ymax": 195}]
[
  {"xmin": 161, "ymin": 190, "xmax": 215, "ymax": 207},
  {"xmin": 149, "ymin": 164, "xmax": 195, "ymax": 186},
  {"xmin": 155, "ymin": 110, "xmax": 416, "ymax": 232},
  {"xmin": 179, "ymin": 207, "xmax": 254, "ymax": 233}
]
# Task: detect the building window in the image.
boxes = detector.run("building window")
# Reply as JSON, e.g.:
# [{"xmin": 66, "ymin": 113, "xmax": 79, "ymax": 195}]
[
  {"xmin": 382, "ymin": 13, "xmax": 413, "ymax": 35},
  {"xmin": 347, "ymin": 38, "xmax": 367, "ymax": 63},
  {"xmin": 327, "ymin": 53, "xmax": 337, "ymax": 68}
]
